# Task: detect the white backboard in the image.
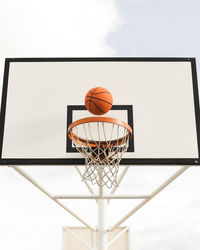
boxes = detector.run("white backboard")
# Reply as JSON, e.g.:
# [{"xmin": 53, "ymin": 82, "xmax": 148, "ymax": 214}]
[{"xmin": 0, "ymin": 58, "xmax": 199, "ymax": 165}]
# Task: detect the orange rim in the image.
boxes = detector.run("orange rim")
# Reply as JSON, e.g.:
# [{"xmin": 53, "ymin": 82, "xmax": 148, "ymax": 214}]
[{"xmin": 68, "ymin": 117, "xmax": 132, "ymax": 147}]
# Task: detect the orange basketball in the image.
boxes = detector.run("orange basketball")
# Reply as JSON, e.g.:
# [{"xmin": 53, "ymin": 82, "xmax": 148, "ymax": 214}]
[{"xmin": 85, "ymin": 87, "xmax": 113, "ymax": 115}]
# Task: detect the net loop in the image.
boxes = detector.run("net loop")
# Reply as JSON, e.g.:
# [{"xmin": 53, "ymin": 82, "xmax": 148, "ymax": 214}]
[{"xmin": 68, "ymin": 117, "xmax": 132, "ymax": 188}]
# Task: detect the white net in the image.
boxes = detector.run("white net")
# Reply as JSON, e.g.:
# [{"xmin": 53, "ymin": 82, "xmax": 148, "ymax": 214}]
[{"xmin": 68, "ymin": 119, "xmax": 131, "ymax": 188}]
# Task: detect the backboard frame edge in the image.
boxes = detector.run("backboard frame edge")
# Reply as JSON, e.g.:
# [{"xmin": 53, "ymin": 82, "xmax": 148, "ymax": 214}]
[{"xmin": 0, "ymin": 57, "xmax": 199, "ymax": 166}]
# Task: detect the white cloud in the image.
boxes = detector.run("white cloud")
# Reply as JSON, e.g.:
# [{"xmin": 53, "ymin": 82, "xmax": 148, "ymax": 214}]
[{"xmin": 0, "ymin": 0, "xmax": 120, "ymax": 58}]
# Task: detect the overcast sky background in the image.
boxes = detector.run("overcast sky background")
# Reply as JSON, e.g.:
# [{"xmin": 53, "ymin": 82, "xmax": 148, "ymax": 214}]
[{"xmin": 0, "ymin": 0, "xmax": 200, "ymax": 249}]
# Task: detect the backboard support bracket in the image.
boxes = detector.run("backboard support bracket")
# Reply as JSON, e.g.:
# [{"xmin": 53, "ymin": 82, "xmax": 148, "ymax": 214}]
[{"xmin": 8, "ymin": 164, "xmax": 190, "ymax": 250}]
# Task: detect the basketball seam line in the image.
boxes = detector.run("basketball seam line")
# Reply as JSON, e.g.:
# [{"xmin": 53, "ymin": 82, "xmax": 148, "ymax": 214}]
[
  {"xmin": 89, "ymin": 87, "xmax": 98, "ymax": 114},
  {"xmin": 89, "ymin": 91, "xmax": 110, "ymax": 95},
  {"xmin": 85, "ymin": 100, "xmax": 104, "ymax": 113},
  {"xmin": 85, "ymin": 95, "xmax": 112, "ymax": 106}
]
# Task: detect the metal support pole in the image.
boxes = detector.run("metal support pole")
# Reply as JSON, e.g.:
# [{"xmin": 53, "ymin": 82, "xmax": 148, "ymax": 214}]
[
  {"xmin": 97, "ymin": 166, "xmax": 107, "ymax": 250},
  {"xmin": 110, "ymin": 166, "xmax": 189, "ymax": 231},
  {"xmin": 11, "ymin": 166, "xmax": 95, "ymax": 231},
  {"xmin": 98, "ymin": 199, "xmax": 107, "ymax": 250},
  {"xmin": 54, "ymin": 194, "xmax": 150, "ymax": 199}
]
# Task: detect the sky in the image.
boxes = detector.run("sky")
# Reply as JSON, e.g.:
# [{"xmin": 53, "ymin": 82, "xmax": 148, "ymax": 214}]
[{"xmin": 0, "ymin": 0, "xmax": 200, "ymax": 249}]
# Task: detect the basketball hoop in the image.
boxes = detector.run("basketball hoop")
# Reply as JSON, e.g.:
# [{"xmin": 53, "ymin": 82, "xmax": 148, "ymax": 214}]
[{"xmin": 68, "ymin": 117, "xmax": 132, "ymax": 188}]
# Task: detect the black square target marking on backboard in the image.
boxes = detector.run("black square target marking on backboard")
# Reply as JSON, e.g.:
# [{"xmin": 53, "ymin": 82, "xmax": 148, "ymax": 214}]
[{"xmin": 66, "ymin": 105, "xmax": 134, "ymax": 153}]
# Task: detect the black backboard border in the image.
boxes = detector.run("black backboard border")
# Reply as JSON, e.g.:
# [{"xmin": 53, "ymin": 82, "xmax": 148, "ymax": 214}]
[
  {"xmin": 0, "ymin": 57, "xmax": 199, "ymax": 165},
  {"xmin": 66, "ymin": 105, "xmax": 134, "ymax": 153}
]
